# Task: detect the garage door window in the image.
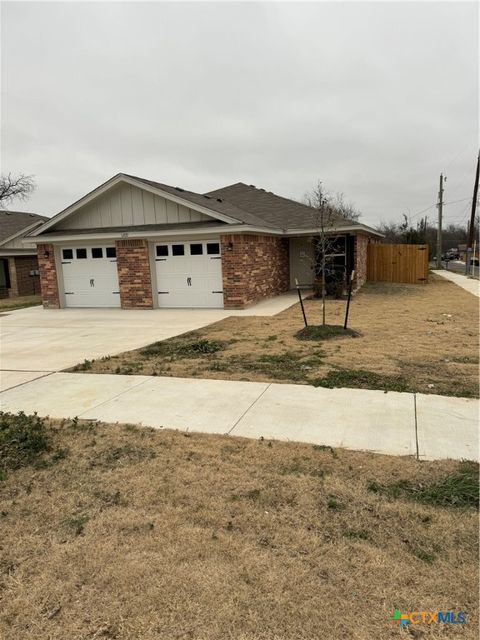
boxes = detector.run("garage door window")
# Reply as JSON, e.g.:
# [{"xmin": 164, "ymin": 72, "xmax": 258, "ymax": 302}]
[
  {"xmin": 156, "ymin": 245, "xmax": 168, "ymax": 257},
  {"xmin": 106, "ymin": 247, "xmax": 116, "ymax": 258},
  {"xmin": 190, "ymin": 244, "xmax": 203, "ymax": 255},
  {"xmin": 172, "ymin": 244, "xmax": 185, "ymax": 256},
  {"xmin": 62, "ymin": 249, "xmax": 73, "ymax": 260},
  {"xmin": 76, "ymin": 248, "xmax": 87, "ymax": 259},
  {"xmin": 92, "ymin": 248, "xmax": 103, "ymax": 259},
  {"xmin": 207, "ymin": 243, "xmax": 220, "ymax": 255}
]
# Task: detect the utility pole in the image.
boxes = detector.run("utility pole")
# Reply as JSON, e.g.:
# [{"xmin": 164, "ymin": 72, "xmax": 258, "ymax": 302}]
[
  {"xmin": 465, "ymin": 151, "xmax": 479, "ymax": 275},
  {"xmin": 436, "ymin": 174, "xmax": 445, "ymax": 269}
]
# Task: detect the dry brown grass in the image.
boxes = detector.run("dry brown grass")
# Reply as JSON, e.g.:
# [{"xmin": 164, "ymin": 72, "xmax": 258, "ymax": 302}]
[
  {"xmin": 81, "ymin": 275, "xmax": 479, "ymax": 397},
  {"xmin": 0, "ymin": 295, "xmax": 41, "ymax": 311},
  {"xmin": 0, "ymin": 417, "xmax": 478, "ymax": 640}
]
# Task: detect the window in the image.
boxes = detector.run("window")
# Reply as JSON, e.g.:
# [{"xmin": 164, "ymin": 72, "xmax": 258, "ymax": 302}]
[
  {"xmin": 207, "ymin": 242, "xmax": 220, "ymax": 255},
  {"xmin": 62, "ymin": 249, "xmax": 73, "ymax": 260},
  {"xmin": 92, "ymin": 248, "xmax": 103, "ymax": 258},
  {"xmin": 156, "ymin": 245, "xmax": 169, "ymax": 257},
  {"xmin": 76, "ymin": 248, "xmax": 87, "ymax": 259},
  {"xmin": 106, "ymin": 247, "xmax": 116, "ymax": 258},
  {"xmin": 190, "ymin": 243, "xmax": 203, "ymax": 255},
  {"xmin": 172, "ymin": 244, "xmax": 185, "ymax": 256}
]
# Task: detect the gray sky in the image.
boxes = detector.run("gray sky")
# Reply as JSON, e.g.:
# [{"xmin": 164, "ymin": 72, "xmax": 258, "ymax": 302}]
[{"xmin": 2, "ymin": 1, "xmax": 478, "ymax": 227}]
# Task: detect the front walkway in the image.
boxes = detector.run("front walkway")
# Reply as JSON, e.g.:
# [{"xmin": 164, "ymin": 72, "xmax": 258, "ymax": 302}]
[
  {"xmin": 0, "ymin": 372, "xmax": 477, "ymax": 461},
  {"xmin": 432, "ymin": 269, "xmax": 480, "ymax": 297}
]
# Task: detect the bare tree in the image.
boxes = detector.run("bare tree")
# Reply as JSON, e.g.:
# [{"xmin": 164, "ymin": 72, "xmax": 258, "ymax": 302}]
[
  {"xmin": 0, "ymin": 173, "xmax": 36, "ymax": 207},
  {"xmin": 331, "ymin": 192, "xmax": 361, "ymax": 222},
  {"xmin": 304, "ymin": 181, "xmax": 343, "ymax": 325}
]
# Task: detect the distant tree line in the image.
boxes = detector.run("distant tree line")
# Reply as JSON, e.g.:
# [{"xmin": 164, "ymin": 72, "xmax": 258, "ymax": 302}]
[{"xmin": 376, "ymin": 214, "xmax": 479, "ymax": 258}]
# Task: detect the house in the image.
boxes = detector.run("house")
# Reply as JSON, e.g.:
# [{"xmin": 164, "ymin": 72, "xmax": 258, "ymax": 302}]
[
  {"xmin": 25, "ymin": 173, "xmax": 382, "ymax": 310},
  {"xmin": 0, "ymin": 210, "xmax": 48, "ymax": 298},
  {"xmin": 457, "ymin": 244, "xmax": 479, "ymax": 262}
]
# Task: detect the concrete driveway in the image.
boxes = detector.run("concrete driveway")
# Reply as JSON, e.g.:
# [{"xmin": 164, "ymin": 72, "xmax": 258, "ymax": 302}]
[{"xmin": 0, "ymin": 292, "xmax": 303, "ymax": 391}]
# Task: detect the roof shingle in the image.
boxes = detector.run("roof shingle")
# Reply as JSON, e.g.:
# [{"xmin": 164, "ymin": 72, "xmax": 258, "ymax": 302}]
[{"xmin": 0, "ymin": 210, "xmax": 48, "ymax": 244}]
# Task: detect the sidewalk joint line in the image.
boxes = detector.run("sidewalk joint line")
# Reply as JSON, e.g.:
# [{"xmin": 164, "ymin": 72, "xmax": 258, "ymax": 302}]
[
  {"xmin": 0, "ymin": 371, "xmax": 55, "ymax": 394},
  {"xmin": 75, "ymin": 377, "xmax": 152, "ymax": 418},
  {"xmin": 227, "ymin": 383, "xmax": 272, "ymax": 435}
]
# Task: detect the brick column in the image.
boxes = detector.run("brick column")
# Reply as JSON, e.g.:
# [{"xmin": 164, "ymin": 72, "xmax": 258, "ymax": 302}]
[
  {"xmin": 116, "ymin": 239, "xmax": 153, "ymax": 309},
  {"xmin": 37, "ymin": 243, "xmax": 60, "ymax": 308},
  {"xmin": 353, "ymin": 234, "xmax": 369, "ymax": 289}
]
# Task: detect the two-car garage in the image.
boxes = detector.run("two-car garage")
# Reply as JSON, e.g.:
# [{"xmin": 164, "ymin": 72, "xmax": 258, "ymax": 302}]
[{"xmin": 59, "ymin": 239, "xmax": 224, "ymax": 309}]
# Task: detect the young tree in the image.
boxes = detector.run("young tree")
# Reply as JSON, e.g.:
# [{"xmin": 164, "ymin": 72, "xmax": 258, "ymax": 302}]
[
  {"xmin": 304, "ymin": 181, "xmax": 343, "ymax": 325},
  {"xmin": 0, "ymin": 173, "xmax": 35, "ymax": 207}
]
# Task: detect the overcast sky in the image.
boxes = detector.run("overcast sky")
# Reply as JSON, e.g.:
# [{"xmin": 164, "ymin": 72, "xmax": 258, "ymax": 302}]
[{"xmin": 1, "ymin": 1, "xmax": 478, "ymax": 227}]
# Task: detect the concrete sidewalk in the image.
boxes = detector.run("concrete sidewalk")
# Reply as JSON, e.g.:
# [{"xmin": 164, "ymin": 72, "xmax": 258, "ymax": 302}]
[
  {"xmin": 0, "ymin": 372, "xmax": 477, "ymax": 461},
  {"xmin": 432, "ymin": 269, "xmax": 480, "ymax": 297}
]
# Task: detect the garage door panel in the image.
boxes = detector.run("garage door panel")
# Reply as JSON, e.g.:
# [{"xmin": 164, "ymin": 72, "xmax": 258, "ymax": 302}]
[
  {"xmin": 61, "ymin": 246, "xmax": 120, "ymax": 308},
  {"xmin": 155, "ymin": 240, "xmax": 223, "ymax": 308}
]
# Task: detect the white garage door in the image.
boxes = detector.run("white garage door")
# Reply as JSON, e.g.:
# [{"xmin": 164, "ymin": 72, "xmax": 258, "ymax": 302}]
[
  {"xmin": 155, "ymin": 240, "xmax": 223, "ymax": 308},
  {"xmin": 61, "ymin": 246, "xmax": 121, "ymax": 308}
]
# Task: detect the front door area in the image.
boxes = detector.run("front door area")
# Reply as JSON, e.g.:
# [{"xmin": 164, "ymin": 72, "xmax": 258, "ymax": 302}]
[{"xmin": 154, "ymin": 240, "xmax": 224, "ymax": 308}]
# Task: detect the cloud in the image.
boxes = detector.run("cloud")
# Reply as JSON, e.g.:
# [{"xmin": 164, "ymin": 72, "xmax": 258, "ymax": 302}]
[{"xmin": 1, "ymin": 1, "xmax": 478, "ymax": 227}]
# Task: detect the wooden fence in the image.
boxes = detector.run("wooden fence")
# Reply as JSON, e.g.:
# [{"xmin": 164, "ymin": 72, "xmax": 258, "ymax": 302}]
[{"xmin": 367, "ymin": 243, "xmax": 429, "ymax": 284}]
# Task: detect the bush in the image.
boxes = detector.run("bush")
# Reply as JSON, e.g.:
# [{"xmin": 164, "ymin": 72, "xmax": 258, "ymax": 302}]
[{"xmin": 0, "ymin": 412, "xmax": 49, "ymax": 474}]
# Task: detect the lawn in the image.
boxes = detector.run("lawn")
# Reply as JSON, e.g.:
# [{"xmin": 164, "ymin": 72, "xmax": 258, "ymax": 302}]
[
  {"xmin": 75, "ymin": 275, "xmax": 479, "ymax": 397},
  {"xmin": 1, "ymin": 412, "xmax": 478, "ymax": 639},
  {"xmin": 0, "ymin": 294, "xmax": 41, "ymax": 311}
]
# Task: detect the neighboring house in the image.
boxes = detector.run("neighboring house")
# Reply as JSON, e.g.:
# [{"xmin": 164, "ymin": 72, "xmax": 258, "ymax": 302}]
[
  {"xmin": 0, "ymin": 210, "xmax": 49, "ymax": 299},
  {"xmin": 25, "ymin": 173, "xmax": 382, "ymax": 310}
]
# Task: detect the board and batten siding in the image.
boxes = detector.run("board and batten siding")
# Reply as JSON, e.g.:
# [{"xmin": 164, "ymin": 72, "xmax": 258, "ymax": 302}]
[{"xmin": 59, "ymin": 183, "xmax": 212, "ymax": 230}]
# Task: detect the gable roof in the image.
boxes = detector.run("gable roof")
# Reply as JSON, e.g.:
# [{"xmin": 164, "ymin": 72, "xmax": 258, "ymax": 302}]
[
  {"xmin": 0, "ymin": 210, "xmax": 48, "ymax": 245},
  {"xmin": 124, "ymin": 175, "xmax": 278, "ymax": 229},
  {"xmin": 206, "ymin": 182, "xmax": 350, "ymax": 231},
  {"xmin": 30, "ymin": 173, "xmax": 382, "ymax": 239}
]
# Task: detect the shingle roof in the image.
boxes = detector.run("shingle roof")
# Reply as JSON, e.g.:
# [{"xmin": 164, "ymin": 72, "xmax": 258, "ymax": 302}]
[
  {"xmin": 125, "ymin": 175, "xmax": 277, "ymax": 229},
  {"xmin": 205, "ymin": 182, "xmax": 350, "ymax": 230},
  {"xmin": 0, "ymin": 210, "xmax": 48, "ymax": 244}
]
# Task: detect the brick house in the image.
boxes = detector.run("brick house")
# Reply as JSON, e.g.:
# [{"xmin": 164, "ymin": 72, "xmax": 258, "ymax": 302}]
[
  {"xmin": 0, "ymin": 210, "xmax": 48, "ymax": 299},
  {"xmin": 25, "ymin": 174, "xmax": 382, "ymax": 310}
]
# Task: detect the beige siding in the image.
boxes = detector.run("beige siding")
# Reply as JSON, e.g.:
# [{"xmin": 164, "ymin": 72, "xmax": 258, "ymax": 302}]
[
  {"xmin": 59, "ymin": 183, "xmax": 212, "ymax": 230},
  {"xmin": 1, "ymin": 236, "xmax": 37, "ymax": 250},
  {"xmin": 289, "ymin": 237, "xmax": 314, "ymax": 288}
]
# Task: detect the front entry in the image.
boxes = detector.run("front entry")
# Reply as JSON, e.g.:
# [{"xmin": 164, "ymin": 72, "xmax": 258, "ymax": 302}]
[{"xmin": 154, "ymin": 240, "xmax": 223, "ymax": 308}]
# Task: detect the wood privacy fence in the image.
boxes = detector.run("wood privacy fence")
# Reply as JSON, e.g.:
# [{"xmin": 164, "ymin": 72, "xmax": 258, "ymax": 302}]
[{"xmin": 367, "ymin": 243, "xmax": 429, "ymax": 284}]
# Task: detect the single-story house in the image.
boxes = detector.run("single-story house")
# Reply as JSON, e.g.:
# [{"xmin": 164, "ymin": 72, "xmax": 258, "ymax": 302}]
[
  {"xmin": 0, "ymin": 210, "xmax": 48, "ymax": 298},
  {"xmin": 25, "ymin": 173, "xmax": 382, "ymax": 310}
]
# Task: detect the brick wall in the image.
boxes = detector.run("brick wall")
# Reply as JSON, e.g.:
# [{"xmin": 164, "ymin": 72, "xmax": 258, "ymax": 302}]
[
  {"xmin": 354, "ymin": 234, "xmax": 370, "ymax": 289},
  {"xmin": 37, "ymin": 244, "xmax": 60, "ymax": 308},
  {"xmin": 10, "ymin": 256, "xmax": 41, "ymax": 296},
  {"xmin": 116, "ymin": 239, "xmax": 153, "ymax": 309},
  {"xmin": 220, "ymin": 234, "xmax": 290, "ymax": 309}
]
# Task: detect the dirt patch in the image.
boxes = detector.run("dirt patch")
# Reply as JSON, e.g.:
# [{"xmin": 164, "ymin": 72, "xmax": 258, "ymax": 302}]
[
  {"xmin": 1, "ymin": 414, "xmax": 478, "ymax": 639},
  {"xmin": 74, "ymin": 275, "xmax": 479, "ymax": 397}
]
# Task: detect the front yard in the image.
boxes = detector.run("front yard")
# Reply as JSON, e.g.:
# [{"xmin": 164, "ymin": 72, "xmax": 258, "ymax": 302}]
[
  {"xmin": 75, "ymin": 275, "xmax": 479, "ymax": 397},
  {"xmin": 1, "ymin": 412, "xmax": 478, "ymax": 639}
]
